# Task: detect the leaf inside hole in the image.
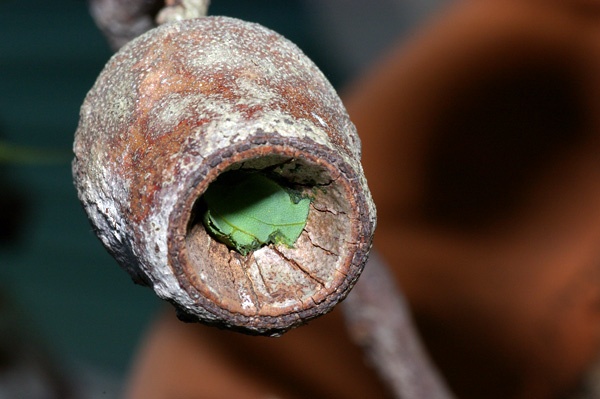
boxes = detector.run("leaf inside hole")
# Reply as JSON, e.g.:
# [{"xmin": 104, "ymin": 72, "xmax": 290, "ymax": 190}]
[{"xmin": 202, "ymin": 171, "xmax": 310, "ymax": 255}]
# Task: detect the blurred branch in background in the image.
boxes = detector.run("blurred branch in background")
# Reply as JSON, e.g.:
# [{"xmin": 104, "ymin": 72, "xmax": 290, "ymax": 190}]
[{"xmin": 343, "ymin": 252, "xmax": 453, "ymax": 399}]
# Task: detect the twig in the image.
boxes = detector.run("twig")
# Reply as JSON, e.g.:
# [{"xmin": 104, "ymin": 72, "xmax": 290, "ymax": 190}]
[
  {"xmin": 88, "ymin": 0, "xmax": 210, "ymax": 50},
  {"xmin": 156, "ymin": 0, "xmax": 210, "ymax": 24},
  {"xmin": 88, "ymin": 0, "xmax": 162, "ymax": 50},
  {"xmin": 342, "ymin": 251, "xmax": 454, "ymax": 399}
]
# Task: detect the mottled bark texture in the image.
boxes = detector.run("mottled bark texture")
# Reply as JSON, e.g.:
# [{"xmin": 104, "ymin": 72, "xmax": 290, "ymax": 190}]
[{"xmin": 73, "ymin": 17, "xmax": 375, "ymax": 335}]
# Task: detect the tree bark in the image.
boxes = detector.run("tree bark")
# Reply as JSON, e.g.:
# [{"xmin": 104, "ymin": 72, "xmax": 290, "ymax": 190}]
[{"xmin": 73, "ymin": 16, "xmax": 375, "ymax": 335}]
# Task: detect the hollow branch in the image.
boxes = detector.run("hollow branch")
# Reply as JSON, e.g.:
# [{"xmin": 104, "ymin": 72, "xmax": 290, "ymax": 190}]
[{"xmin": 73, "ymin": 16, "xmax": 375, "ymax": 335}]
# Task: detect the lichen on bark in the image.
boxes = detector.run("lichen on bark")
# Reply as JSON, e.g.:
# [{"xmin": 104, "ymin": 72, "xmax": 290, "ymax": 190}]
[{"xmin": 73, "ymin": 16, "xmax": 375, "ymax": 335}]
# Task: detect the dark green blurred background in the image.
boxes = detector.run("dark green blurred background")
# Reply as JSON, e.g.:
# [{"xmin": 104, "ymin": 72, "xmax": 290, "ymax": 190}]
[
  {"xmin": 0, "ymin": 0, "xmax": 161, "ymax": 379},
  {"xmin": 0, "ymin": 0, "xmax": 439, "ymax": 392}
]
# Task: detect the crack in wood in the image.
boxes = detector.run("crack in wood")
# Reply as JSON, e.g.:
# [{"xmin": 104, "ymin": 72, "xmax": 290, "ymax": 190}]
[
  {"xmin": 253, "ymin": 256, "xmax": 273, "ymax": 298},
  {"xmin": 234, "ymin": 253, "xmax": 262, "ymax": 312},
  {"xmin": 242, "ymin": 264, "xmax": 262, "ymax": 313},
  {"xmin": 310, "ymin": 202, "xmax": 346, "ymax": 216},
  {"xmin": 304, "ymin": 230, "xmax": 339, "ymax": 256},
  {"xmin": 272, "ymin": 247, "xmax": 326, "ymax": 288}
]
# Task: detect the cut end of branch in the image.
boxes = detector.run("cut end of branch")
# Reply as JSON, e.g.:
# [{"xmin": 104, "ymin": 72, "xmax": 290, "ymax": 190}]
[{"xmin": 173, "ymin": 144, "xmax": 366, "ymax": 334}]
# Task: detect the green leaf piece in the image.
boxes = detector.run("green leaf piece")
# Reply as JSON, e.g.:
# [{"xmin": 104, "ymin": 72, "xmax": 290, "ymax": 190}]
[{"xmin": 202, "ymin": 172, "xmax": 310, "ymax": 255}]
